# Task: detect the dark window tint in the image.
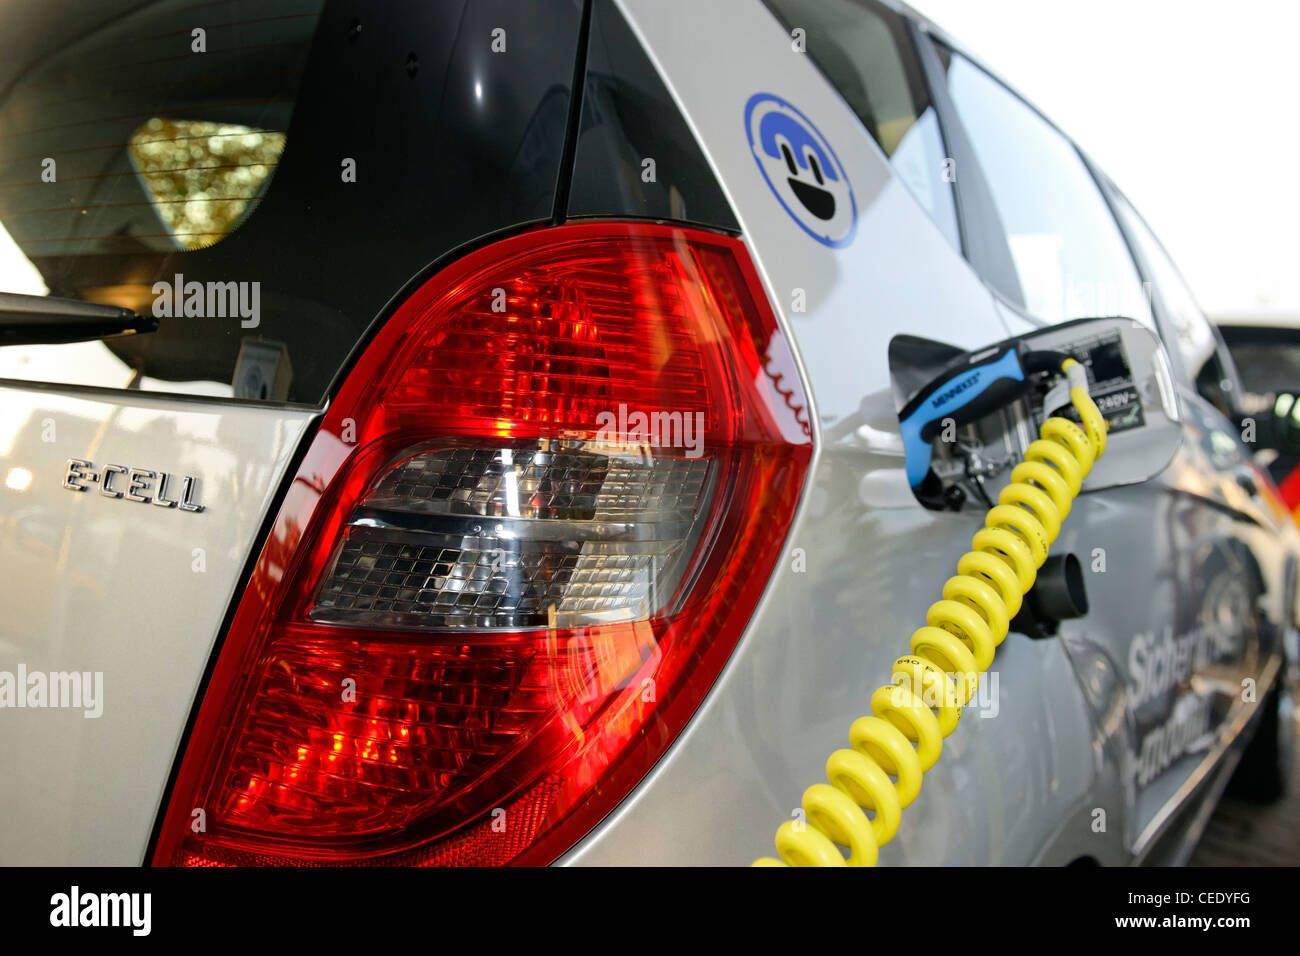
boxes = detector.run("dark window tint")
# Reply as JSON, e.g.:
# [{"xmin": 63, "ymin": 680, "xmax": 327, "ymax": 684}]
[
  {"xmin": 568, "ymin": 0, "xmax": 738, "ymax": 230},
  {"xmin": 931, "ymin": 44, "xmax": 1152, "ymax": 327},
  {"xmin": 0, "ymin": 0, "xmax": 583, "ymax": 404},
  {"xmin": 764, "ymin": 0, "xmax": 959, "ymax": 250}
]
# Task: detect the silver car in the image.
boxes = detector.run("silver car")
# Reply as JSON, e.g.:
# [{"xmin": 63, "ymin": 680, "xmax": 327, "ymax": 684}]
[{"xmin": 0, "ymin": 0, "xmax": 1292, "ymax": 867}]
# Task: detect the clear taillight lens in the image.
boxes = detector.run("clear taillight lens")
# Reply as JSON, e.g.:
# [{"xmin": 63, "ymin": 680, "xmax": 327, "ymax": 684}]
[
  {"xmin": 312, "ymin": 441, "xmax": 717, "ymax": 630},
  {"xmin": 152, "ymin": 222, "xmax": 811, "ymax": 866}
]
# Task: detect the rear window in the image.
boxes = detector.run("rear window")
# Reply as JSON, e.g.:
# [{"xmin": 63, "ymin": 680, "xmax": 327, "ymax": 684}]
[{"xmin": 0, "ymin": 0, "xmax": 582, "ymax": 405}]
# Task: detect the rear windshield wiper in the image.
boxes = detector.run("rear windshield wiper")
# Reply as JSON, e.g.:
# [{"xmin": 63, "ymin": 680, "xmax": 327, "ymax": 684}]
[{"xmin": 0, "ymin": 292, "xmax": 158, "ymax": 346}]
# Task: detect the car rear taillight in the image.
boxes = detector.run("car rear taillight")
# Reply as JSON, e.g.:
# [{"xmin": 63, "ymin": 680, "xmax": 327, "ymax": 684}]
[{"xmin": 152, "ymin": 221, "xmax": 811, "ymax": 866}]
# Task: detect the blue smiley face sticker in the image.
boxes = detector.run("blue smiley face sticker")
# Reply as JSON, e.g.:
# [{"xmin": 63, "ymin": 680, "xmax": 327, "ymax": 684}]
[{"xmin": 744, "ymin": 92, "xmax": 856, "ymax": 248}]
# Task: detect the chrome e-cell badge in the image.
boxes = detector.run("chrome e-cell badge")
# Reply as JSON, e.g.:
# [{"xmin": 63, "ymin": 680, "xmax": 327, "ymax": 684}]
[{"xmin": 63, "ymin": 458, "xmax": 204, "ymax": 512}]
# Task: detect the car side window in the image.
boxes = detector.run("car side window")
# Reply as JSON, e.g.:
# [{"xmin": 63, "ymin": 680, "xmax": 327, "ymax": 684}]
[
  {"xmin": 1114, "ymin": 192, "xmax": 1246, "ymax": 419},
  {"xmin": 1107, "ymin": 187, "xmax": 1220, "ymax": 382},
  {"xmin": 929, "ymin": 44, "xmax": 1154, "ymax": 329},
  {"xmin": 764, "ymin": 0, "xmax": 961, "ymax": 250}
]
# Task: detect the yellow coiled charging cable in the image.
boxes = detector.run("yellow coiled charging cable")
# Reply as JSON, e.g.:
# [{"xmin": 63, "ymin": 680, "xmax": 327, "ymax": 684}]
[{"xmin": 754, "ymin": 358, "xmax": 1106, "ymax": 866}]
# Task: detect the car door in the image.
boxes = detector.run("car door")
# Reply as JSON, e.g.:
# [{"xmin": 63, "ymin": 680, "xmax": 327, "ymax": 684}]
[{"xmin": 919, "ymin": 30, "xmax": 1294, "ymax": 861}]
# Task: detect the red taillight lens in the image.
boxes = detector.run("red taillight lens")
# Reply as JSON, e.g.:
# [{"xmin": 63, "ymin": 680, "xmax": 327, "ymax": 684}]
[{"xmin": 153, "ymin": 222, "xmax": 811, "ymax": 866}]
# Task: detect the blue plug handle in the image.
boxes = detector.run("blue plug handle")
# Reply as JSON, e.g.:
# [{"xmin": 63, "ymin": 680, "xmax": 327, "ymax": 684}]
[{"xmin": 899, "ymin": 347, "xmax": 1026, "ymax": 487}]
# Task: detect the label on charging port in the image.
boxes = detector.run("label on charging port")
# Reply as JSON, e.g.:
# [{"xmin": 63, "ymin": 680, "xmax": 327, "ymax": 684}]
[
  {"xmin": 1045, "ymin": 384, "xmax": 1144, "ymax": 434},
  {"xmin": 1089, "ymin": 384, "xmax": 1144, "ymax": 433}
]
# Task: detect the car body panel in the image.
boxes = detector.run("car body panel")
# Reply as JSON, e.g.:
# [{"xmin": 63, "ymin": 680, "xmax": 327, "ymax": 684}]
[
  {"xmin": 562, "ymin": 0, "xmax": 1292, "ymax": 865},
  {"xmin": 0, "ymin": 386, "xmax": 315, "ymax": 864},
  {"xmin": 996, "ymin": 299, "xmax": 1294, "ymax": 853},
  {"xmin": 561, "ymin": 0, "xmax": 1108, "ymax": 866}
]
